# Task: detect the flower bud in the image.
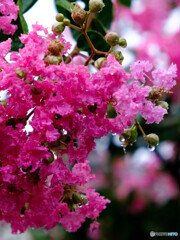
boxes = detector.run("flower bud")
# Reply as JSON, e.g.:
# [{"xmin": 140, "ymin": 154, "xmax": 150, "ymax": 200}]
[
  {"xmin": 121, "ymin": 126, "xmax": 138, "ymax": 146},
  {"xmin": 16, "ymin": 67, "xmax": 27, "ymax": 79},
  {"xmin": 52, "ymin": 22, "xmax": 65, "ymax": 34},
  {"xmin": 118, "ymin": 38, "xmax": 127, "ymax": 48},
  {"xmin": 63, "ymin": 18, "xmax": 71, "ymax": 26},
  {"xmin": 113, "ymin": 51, "xmax": 124, "ymax": 64},
  {"xmin": 45, "ymin": 55, "xmax": 62, "ymax": 65},
  {"xmin": 71, "ymin": 4, "xmax": 87, "ymax": 25},
  {"xmin": 156, "ymin": 101, "xmax": 169, "ymax": 110},
  {"xmin": 105, "ymin": 32, "xmax": 119, "ymax": 46},
  {"xmin": 94, "ymin": 57, "xmax": 106, "ymax": 69},
  {"xmin": 89, "ymin": 0, "xmax": 105, "ymax": 13},
  {"xmin": 56, "ymin": 13, "xmax": 64, "ymax": 22},
  {"xmin": 48, "ymin": 40, "xmax": 64, "ymax": 55},
  {"xmin": 148, "ymin": 87, "xmax": 162, "ymax": 100},
  {"xmin": 145, "ymin": 133, "xmax": 159, "ymax": 147}
]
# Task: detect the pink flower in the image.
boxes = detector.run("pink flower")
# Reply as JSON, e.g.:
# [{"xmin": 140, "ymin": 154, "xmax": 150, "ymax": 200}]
[
  {"xmin": 152, "ymin": 63, "xmax": 177, "ymax": 89},
  {"xmin": 0, "ymin": 0, "xmax": 19, "ymax": 35},
  {"xmin": 130, "ymin": 60, "xmax": 153, "ymax": 83},
  {"xmin": 0, "ymin": 24, "xmax": 176, "ymax": 233}
]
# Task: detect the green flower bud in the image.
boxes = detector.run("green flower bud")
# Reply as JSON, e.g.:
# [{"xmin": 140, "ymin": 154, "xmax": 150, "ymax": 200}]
[
  {"xmin": 118, "ymin": 38, "xmax": 127, "ymax": 48},
  {"xmin": 56, "ymin": 13, "xmax": 64, "ymax": 22},
  {"xmin": 121, "ymin": 126, "xmax": 138, "ymax": 146},
  {"xmin": 89, "ymin": 0, "xmax": 105, "ymax": 13},
  {"xmin": 48, "ymin": 40, "xmax": 64, "ymax": 55},
  {"xmin": 71, "ymin": 4, "xmax": 87, "ymax": 25},
  {"xmin": 156, "ymin": 101, "xmax": 169, "ymax": 110},
  {"xmin": 148, "ymin": 87, "xmax": 162, "ymax": 100},
  {"xmin": 94, "ymin": 57, "xmax": 106, "ymax": 69},
  {"xmin": 113, "ymin": 51, "xmax": 124, "ymax": 64},
  {"xmin": 52, "ymin": 22, "xmax": 65, "ymax": 34},
  {"xmin": 145, "ymin": 133, "xmax": 159, "ymax": 147},
  {"xmin": 16, "ymin": 67, "xmax": 26, "ymax": 79},
  {"xmin": 105, "ymin": 32, "xmax": 119, "ymax": 46},
  {"xmin": 45, "ymin": 55, "xmax": 62, "ymax": 65},
  {"xmin": 63, "ymin": 18, "xmax": 71, "ymax": 26}
]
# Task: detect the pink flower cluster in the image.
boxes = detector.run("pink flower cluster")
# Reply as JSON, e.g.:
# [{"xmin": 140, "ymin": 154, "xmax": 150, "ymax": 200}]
[
  {"xmin": 0, "ymin": 23, "xmax": 177, "ymax": 233},
  {"xmin": 0, "ymin": 0, "xmax": 19, "ymax": 35},
  {"xmin": 113, "ymin": 152, "xmax": 178, "ymax": 213},
  {"xmin": 112, "ymin": 0, "xmax": 180, "ymax": 85}
]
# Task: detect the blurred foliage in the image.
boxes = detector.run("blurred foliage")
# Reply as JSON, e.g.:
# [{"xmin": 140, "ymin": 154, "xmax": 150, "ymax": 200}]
[{"xmin": 118, "ymin": 0, "xmax": 132, "ymax": 7}]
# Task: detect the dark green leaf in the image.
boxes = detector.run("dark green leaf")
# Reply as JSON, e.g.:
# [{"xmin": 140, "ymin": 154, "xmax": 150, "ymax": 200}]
[
  {"xmin": 77, "ymin": 30, "xmax": 110, "ymax": 54},
  {"xmin": 22, "ymin": 0, "xmax": 39, "ymax": 13},
  {"xmin": 0, "ymin": 0, "xmax": 28, "ymax": 51},
  {"xmin": 91, "ymin": 18, "xmax": 106, "ymax": 36},
  {"xmin": 18, "ymin": 0, "xmax": 28, "ymax": 34},
  {"xmin": 118, "ymin": 0, "xmax": 132, "ymax": 7},
  {"xmin": 97, "ymin": 0, "xmax": 113, "ymax": 30},
  {"xmin": 55, "ymin": 0, "xmax": 72, "ymax": 12}
]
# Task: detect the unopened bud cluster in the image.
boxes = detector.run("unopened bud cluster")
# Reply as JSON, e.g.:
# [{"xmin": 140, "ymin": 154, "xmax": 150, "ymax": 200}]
[{"xmin": 105, "ymin": 32, "xmax": 127, "ymax": 48}]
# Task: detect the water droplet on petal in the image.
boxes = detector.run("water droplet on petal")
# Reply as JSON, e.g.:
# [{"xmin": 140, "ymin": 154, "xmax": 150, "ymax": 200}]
[
  {"xmin": 147, "ymin": 145, "xmax": 155, "ymax": 151},
  {"xmin": 112, "ymin": 133, "xmax": 117, "ymax": 136}
]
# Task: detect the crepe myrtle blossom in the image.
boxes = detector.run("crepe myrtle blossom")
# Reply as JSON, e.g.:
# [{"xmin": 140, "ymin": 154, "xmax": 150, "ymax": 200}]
[
  {"xmin": 0, "ymin": 18, "xmax": 177, "ymax": 234},
  {"xmin": 0, "ymin": 0, "xmax": 19, "ymax": 35}
]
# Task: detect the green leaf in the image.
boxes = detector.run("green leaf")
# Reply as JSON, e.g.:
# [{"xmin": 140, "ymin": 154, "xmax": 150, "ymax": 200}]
[
  {"xmin": 0, "ymin": 0, "xmax": 28, "ymax": 51},
  {"xmin": 97, "ymin": 0, "xmax": 113, "ymax": 30},
  {"xmin": 91, "ymin": 18, "xmax": 106, "ymax": 36},
  {"xmin": 18, "ymin": 0, "xmax": 28, "ymax": 34},
  {"xmin": 77, "ymin": 30, "xmax": 110, "ymax": 55},
  {"xmin": 21, "ymin": 0, "xmax": 39, "ymax": 13},
  {"xmin": 55, "ymin": 0, "xmax": 72, "ymax": 12},
  {"xmin": 118, "ymin": 0, "xmax": 132, "ymax": 7}
]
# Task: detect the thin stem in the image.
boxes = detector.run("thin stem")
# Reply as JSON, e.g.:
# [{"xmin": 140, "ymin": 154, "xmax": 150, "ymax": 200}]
[
  {"xmin": 84, "ymin": 52, "xmax": 95, "ymax": 66},
  {"xmin": 69, "ymin": 23, "xmax": 82, "ymax": 32},
  {"xmin": 83, "ymin": 12, "xmax": 90, "ymax": 31},
  {"xmin": 83, "ymin": 31, "xmax": 96, "ymax": 52},
  {"xmin": 65, "ymin": 45, "xmax": 79, "ymax": 64},
  {"xmin": 135, "ymin": 118, "xmax": 146, "ymax": 138}
]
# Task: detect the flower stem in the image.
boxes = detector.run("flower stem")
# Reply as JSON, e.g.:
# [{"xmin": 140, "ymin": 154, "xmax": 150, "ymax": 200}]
[{"xmin": 135, "ymin": 118, "xmax": 146, "ymax": 138}]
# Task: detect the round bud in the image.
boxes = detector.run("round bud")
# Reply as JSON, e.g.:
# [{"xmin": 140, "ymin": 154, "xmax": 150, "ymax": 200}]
[
  {"xmin": 118, "ymin": 38, "xmax": 127, "ymax": 48},
  {"xmin": 156, "ymin": 101, "xmax": 169, "ymax": 110},
  {"xmin": 71, "ymin": 4, "xmax": 87, "ymax": 25},
  {"xmin": 48, "ymin": 40, "xmax": 64, "ymax": 55},
  {"xmin": 105, "ymin": 32, "xmax": 119, "ymax": 46},
  {"xmin": 16, "ymin": 68, "xmax": 26, "ymax": 79},
  {"xmin": 145, "ymin": 133, "xmax": 159, "ymax": 147},
  {"xmin": 89, "ymin": 0, "xmax": 105, "ymax": 13},
  {"xmin": 56, "ymin": 13, "xmax": 64, "ymax": 22},
  {"xmin": 94, "ymin": 57, "xmax": 106, "ymax": 69},
  {"xmin": 113, "ymin": 51, "xmax": 124, "ymax": 64},
  {"xmin": 45, "ymin": 55, "xmax": 62, "ymax": 65},
  {"xmin": 121, "ymin": 126, "xmax": 138, "ymax": 146},
  {"xmin": 63, "ymin": 18, "xmax": 71, "ymax": 26},
  {"xmin": 52, "ymin": 22, "xmax": 65, "ymax": 35}
]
